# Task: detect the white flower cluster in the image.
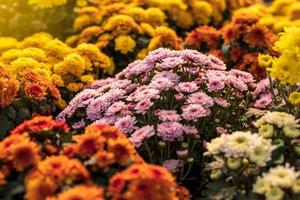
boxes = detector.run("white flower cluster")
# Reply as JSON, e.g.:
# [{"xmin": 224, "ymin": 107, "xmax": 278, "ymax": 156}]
[
  {"xmin": 255, "ymin": 112, "xmax": 300, "ymax": 139},
  {"xmin": 206, "ymin": 131, "xmax": 276, "ymax": 168},
  {"xmin": 253, "ymin": 164, "xmax": 300, "ymax": 200}
]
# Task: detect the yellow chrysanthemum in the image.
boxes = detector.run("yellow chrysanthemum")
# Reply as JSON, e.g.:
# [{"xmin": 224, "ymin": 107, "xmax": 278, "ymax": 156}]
[
  {"xmin": 80, "ymin": 75, "xmax": 94, "ymax": 84},
  {"xmin": 258, "ymin": 54, "xmax": 273, "ymax": 69},
  {"xmin": 289, "ymin": 92, "xmax": 300, "ymax": 105},
  {"xmin": 0, "ymin": 37, "xmax": 18, "ymax": 54},
  {"xmin": 145, "ymin": 7, "xmax": 166, "ymax": 27},
  {"xmin": 103, "ymin": 15, "xmax": 139, "ymax": 36},
  {"xmin": 191, "ymin": 1, "xmax": 213, "ymax": 25},
  {"xmin": 114, "ymin": 35, "xmax": 136, "ymax": 54},
  {"xmin": 28, "ymin": 0, "xmax": 67, "ymax": 9}
]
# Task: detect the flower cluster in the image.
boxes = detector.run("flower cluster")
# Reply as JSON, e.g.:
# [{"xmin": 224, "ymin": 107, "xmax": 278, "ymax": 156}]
[
  {"xmin": 68, "ymin": 2, "xmax": 183, "ymax": 71},
  {"xmin": 254, "ymin": 111, "xmax": 300, "ymax": 164},
  {"xmin": 235, "ymin": 0, "xmax": 300, "ymax": 33},
  {"xmin": 253, "ymin": 164, "xmax": 300, "ymax": 200},
  {"xmin": 205, "ymin": 130, "xmax": 275, "ymax": 172},
  {"xmin": 58, "ymin": 48, "xmax": 270, "ymax": 181},
  {"xmin": 0, "ymin": 117, "xmax": 186, "ymax": 200},
  {"xmin": 203, "ymin": 130, "xmax": 276, "ymax": 199},
  {"xmin": 263, "ymin": 27, "xmax": 300, "ymax": 85},
  {"xmin": 61, "ymin": 124, "xmax": 143, "ymax": 169},
  {"xmin": 25, "ymin": 155, "xmax": 91, "ymax": 200},
  {"xmin": 185, "ymin": 13, "xmax": 278, "ymax": 80},
  {"xmin": 0, "ymin": 66, "xmax": 63, "ymax": 137},
  {"xmin": 108, "ymin": 163, "xmax": 189, "ymax": 200},
  {"xmin": 0, "ymin": 33, "xmax": 113, "ymax": 97},
  {"xmin": 90, "ymin": 0, "xmax": 259, "ymax": 29},
  {"xmin": 0, "ymin": 116, "xmax": 70, "ymax": 191}
]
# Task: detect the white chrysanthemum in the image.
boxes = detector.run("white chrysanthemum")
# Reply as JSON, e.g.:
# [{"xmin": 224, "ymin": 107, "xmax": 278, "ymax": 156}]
[
  {"xmin": 292, "ymin": 179, "xmax": 300, "ymax": 194},
  {"xmin": 253, "ymin": 177, "xmax": 270, "ymax": 194},
  {"xmin": 222, "ymin": 131, "xmax": 255, "ymax": 157},
  {"xmin": 283, "ymin": 125, "xmax": 300, "ymax": 138},
  {"xmin": 265, "ymin": 187, "xmax": 284, "ymax": 200},
  {"xmin": 264, "ymin": 164, "xmax": 300, "ymax": 188},
  {"xmin": 205, "ymin": 134, "xmax": 226, "ymax": 155},
  {"xmin": 258, "ymin": 124, "xmax": 274, "ymax": 138},
  {"xmin": 254, "ymin": 112, "xmax": 299, "ymax": 128},
  {"xmin": 248, "ymin": 139, "xmax": 276, "ymax": 167}
]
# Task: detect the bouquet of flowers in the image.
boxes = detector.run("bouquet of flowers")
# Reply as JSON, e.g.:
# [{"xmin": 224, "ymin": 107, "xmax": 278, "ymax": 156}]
[
  {"xmin": 185, "ymin": 13, "xmax": 278, "ymax": 80},
  {"xmin": 57, "ymin": 48, "xmax": 271, "ymax": 188}
]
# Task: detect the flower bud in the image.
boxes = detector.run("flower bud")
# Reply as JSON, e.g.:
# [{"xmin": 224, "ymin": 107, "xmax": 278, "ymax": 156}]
[
  {"xmin": 158, "ymin": 141, "xmax": 166, "ymax": 148},
  {"xmin": 177, "ymin": 136, "xmax": 184, "ymax": 142},
  {"xmin": 273, "ymin": 154, "xmax": 285, "ymax": 165},
  {"xmin": 181, "ymin": 142, "xmax": 189, "ymax": 149},
  {"xmin": 210, "ymin": 169, "xmax": 222, "ymax": 180},
  {"xmin": 176, "ymin": 150, "xmax": 188, "ymax": 159},
  {"xmin": 194, "ymin": 134, "xmax": 201, "ymax": 140},
  {"xmin": 294, "ymin": 145, "xmax": 300, "ymax": 156},
  {"xmin": 227, "ymin": 157, "xmax": 242, "ymax": 170},
  {"xmin": 187, "ymin": 157, "xmax": 194, "ymax": 163},
  {"xmin": 274, "ymin": 139, "xmax": 285, "ymax": 147}
]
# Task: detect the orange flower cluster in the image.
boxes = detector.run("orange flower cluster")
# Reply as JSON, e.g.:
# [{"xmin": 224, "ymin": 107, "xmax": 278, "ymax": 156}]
[
  {"xmin": 61, "ymin": 124, "xmax": 143, "ymax": 168},
  {"xmin": 185, "ymin": 25, "xmax": 221, "ymax": 51},
  {"xmin": 0, "ymin": 67, "xmax": 19, "ymax": 108},
  {"xmin": 109, "ymin": 163, "xmax": 185, "ymax": 200},
  {"xmin": 48, "ymin": 184, "xmax": 104, "ymax": 200},
  {"xmin": 0, "ymin": 134, "xmax": 41, "ymax": 174},
  {"xmin": 19, "ymin": 69, "xmax": 61, "ymax": 101},
  {"xmin": 25, "ymin": 156, "xmax": 90, "ymax": 200},
  {"xmin": 12, "ymin": 116, "xmax": 69, "ymax": 136},
  {"xmin": 0, "ymin": 120, "xmax": 187, "ymax": 199},
  {"xmin": 185, "ymin": 13, "xmax": 278, "ymax": 80},
  {"xmin": 0, "ymin": 66, "xmax": 61, "ymax": 109}
]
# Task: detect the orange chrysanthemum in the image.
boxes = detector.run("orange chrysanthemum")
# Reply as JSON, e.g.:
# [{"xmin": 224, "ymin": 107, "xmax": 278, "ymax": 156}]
[
  {"xmin": 109, "ymin": 164, "xmax": 180, "ymax": 200},
  {"xmin": 73, "ymin": 130, "xmax": 105, "ymax": 157},
  {"xmin": 11, "ymin": 141, "xmax": 41, "ymax": 171},
  {"xmin": 95, "ymin": 151, "xmax": 116, "ymax": 168},
  {"xmin": 108, "ymin": 137, "xmax": 136, "ymax": 166},
  {"xmin": 25, "ymin": 173, "xmax": 57, "ymax": 200},
  {"xmin": 24, "ymin": 82, "xmax": 47, "ymax": 100},
  {"xmin": 236, "ymin": 53, "xmax": 267, "ymax": 80},
  {"xmin": 0, "ymin": 134, "xmax": 41, "ymax": 171},
  {"xmin": 244, "ymin": 24, "xmax": 277, "ymax": 49},
  {"xmin": 185, "ymin": 26, "xmax": 221, "ymax": 50},
  {"xmin": 36, "ymin": 156, "xmax": 90, "ymax": 183},
  {"xmin": 0, "ymin": 67, "xmax": 19, "ymax": 108},
  {"xmin": 49, "ymin": 184, "xmax": 104, "ymax": 200}
]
